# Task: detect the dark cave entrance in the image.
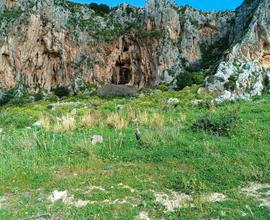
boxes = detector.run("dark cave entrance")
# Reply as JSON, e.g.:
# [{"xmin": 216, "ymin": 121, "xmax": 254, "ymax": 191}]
[
  {"xmin": 119, "ymin": 66, "xmax": 131, "ymax": 84},
  {"xmin": 112, "ymin": 60, "xmax": 132, "ymax": 85}
]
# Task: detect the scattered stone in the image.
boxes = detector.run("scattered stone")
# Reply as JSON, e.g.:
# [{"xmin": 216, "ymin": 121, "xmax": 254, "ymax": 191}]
[
  {"xmin": 48, "ymin": 190, "xmax": 68, "ymax": 203},
  {"xmin": 48, "ymin": 190, "xmax": 90, "ymax": 208},
  {"xmin": 135, "ymin": 128, "xmax": 141, "ymax": 141},
  {"xmin": 87, "ymin": 185, "xmax": 107, "ymax": 192},
  {"xmin": 117, "ymin": 183, "xmax": 136, "ymax": 193},
  {"xmin": 191, "ymin": 99, "xmax": 203, "ymax": 107},
  {"xmin": 91, "ymin": 135, "xmax": 103, "ymax": 145},
  {"xmin": 154, "ymin": 191, "xmax": 193, "ymax": 212},
  {"xmin": 33, "ymin": 121, "xmax": 41, "ymax": 127},
  {"xmin": 139, "ymin": 93, "xmax": 145, "ymax": 98},
  {"xmin": 116, "ymin": 104, "xmax": 124, "ymax": 111},
  {"xmin": 200, "ymin": 193, "xmax": 226, "ymax": 203},
  {"xmin": 70, "ymin": 109, "xmax": 77, "ymax": 115},
  {"xmin": 197, "ymin": 87, "xmax": 208, "ymax": 95},
  {"xmin": 154, "ymin": 191, "xmax": 227, "ymax": 212},
  {"xmin": 136, "ymin": 211, "xmax": 151, "ymax": 220},
  {"xmin": 167, "ymin": 98, "xmax": 180, "ymax": 108}
]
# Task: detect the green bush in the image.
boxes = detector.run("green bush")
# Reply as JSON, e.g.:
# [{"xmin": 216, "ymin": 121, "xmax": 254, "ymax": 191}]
[
  {"xmin": 89, "ymin": 3, "xmax": 111, "ymax": 16},
  {"xmin": 224, "ymin": 76, "xmax": 237, "ymax": 91},
  {"xmin": 192, "ymin": 110, "xmax": 239, "ymax": 136},
  {"xmin": 97, "ymin": 84, "xmax": 138, "ymax": 98},
  {"xmin": 54, "ymin": 86, "xmax": 70, "ymax": 98},
  {"xmin": 0, "ymin": 88, "xmax": 13, "ymax": 106},
  {"xmin": 176, "ymin": 71, "xmax": 205, "ymax": 90},
  {"xmin": 33, "ymin": 90, "xmax": 45, "ymax": 101},
  {"xmin": 263, "ymin": 75, "xmax": 270, "ymax": 94},
  {"xmin": 153, "ymin": 83, "xmax": 169, "ymax": 92},
  {"xmin": 9, "ymin": 97, "xmax": 30, "ymax": 106}
]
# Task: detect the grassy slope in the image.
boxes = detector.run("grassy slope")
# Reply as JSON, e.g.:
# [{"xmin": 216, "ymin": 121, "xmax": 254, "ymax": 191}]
[{"xmin": 0, "ymin": 86, "xmax": 270, "ymax": 219}]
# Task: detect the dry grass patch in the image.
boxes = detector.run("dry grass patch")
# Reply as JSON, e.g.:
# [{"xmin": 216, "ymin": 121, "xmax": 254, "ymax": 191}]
[
  {"xmin": 149, "ymin": 112, "xmax": 164, "ymax": 129},
  {"xmin": 52, "ymin": 114, "xmax": 76, "ymax": 132},
  {"xmin": 39, "ymin": 115, "xmax": 51, "ymax": 131},
  {"xmin": 137, "ymin": 111, "xmax": 149, "ymax": 125},
  {"xmin": 81, "ymin": 112, "xmax": 101, "ymax": 128},
  {"xmin": 107, "ymin": 113, "xmax": 128, "ymax": 129}
]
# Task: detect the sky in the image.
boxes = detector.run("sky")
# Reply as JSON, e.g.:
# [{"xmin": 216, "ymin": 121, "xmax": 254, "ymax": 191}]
[{"xmin": 70, "ymin": 0, "xmax": 244, "ymax": 11}]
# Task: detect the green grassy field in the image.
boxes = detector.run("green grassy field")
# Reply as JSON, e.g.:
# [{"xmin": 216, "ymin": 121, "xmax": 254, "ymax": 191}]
[{"xmin": 0, "ymin": 86, "xmax": 270, "ymax": 219}]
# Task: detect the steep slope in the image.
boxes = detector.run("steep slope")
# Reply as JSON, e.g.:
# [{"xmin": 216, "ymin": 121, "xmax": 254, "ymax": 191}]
[
  {"xmin": 0, "ymin": 0, "xmax": 269, "ymax": 100},
  {"xmin": 0, "ymin": 0, "xmax": 234, "ymax": 92},
  {"xmin": 208, "ymin": 0, "xmax": 270, "ymax": 102}
]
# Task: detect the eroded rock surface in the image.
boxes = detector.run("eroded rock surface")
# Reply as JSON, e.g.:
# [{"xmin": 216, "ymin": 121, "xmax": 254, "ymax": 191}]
[{"xmin": 0, "ymin": 0, "xmax": 269, "ymax": 99}]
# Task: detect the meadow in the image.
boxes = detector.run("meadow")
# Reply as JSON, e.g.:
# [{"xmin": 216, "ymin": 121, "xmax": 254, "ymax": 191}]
[{"xmin": 0, "ymin": 86, "xmax": 270, "ymax": 219}]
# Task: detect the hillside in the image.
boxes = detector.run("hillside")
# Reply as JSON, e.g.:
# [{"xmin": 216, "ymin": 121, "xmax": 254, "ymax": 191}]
[
  {"xmin": 0, "ymin": 0, "xmax": 269, "ymax": 102},
  {"xmin": 0, "ymin": 86, "xmax": 270, "ymax": 219},
  {"xmin": 1, "ymin": 0, "xmax": 270, "ymax": 219}
]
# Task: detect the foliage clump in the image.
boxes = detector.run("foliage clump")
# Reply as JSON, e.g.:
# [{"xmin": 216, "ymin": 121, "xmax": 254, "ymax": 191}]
[
  {"xmin": 176, "ymin": 71, "xmax": 204, "ymax": 90},
  {"xmin": 54, "ymin": 86, "xmax": 70, "ymax": 98},
  {"xmin": 192, "ymin": 110, "xmax": 239, "ymax": 136},
  {"xmin": 224, "ymin": 75, "xmax": 237, "ymax": 91}
]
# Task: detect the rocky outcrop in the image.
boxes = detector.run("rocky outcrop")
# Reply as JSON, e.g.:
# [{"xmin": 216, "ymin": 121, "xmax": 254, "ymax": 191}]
[
  {"xmin": 208, "ymin": 0, "xmax": 270, "ymax": 102},
  {"xmin": 0, "ymin": 0, "xmax": 269, "ymax": 99}
]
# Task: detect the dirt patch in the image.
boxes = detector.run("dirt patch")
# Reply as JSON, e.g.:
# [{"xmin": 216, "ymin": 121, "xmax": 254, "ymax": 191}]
[
  {"xmin": 48, "ymin": 190, "xmax": 90, "ymax": 208},
  {"xmin": 0, "ymin": 196, "xmax": 7, "ymax": 209},
  {"xmin": 48, "ymin": 189, "xmax": 139, "ymax": 208},
  {"xmin": 154, "ymin": 191, "xmax": 193, "ymax": 212},
  {"xmin": 242, "ymin": 183, "xmax": 270, "ymax": 208},
  {"xmin": 154, "ymin": 191, "xmax": 226, "ymax": 212}
]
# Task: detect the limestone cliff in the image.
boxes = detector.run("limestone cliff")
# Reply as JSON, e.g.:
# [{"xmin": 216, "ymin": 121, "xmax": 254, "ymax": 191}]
[
  {"xmin": 208, "ymin": 0, "xmax": 270, "ymax": 102},
  {"xmin": 0, "ymin": 0, "xmax": 269, "ymax": 100}
]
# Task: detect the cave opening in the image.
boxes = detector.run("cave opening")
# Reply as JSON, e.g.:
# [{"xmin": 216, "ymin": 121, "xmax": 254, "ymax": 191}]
[
  {"xmin": 112, "ymin": 60, "xmax": 132, "ymax": 85},
  {"xmin": 119, "ymin": 66, "xmax": 131, "ymax": 84}
]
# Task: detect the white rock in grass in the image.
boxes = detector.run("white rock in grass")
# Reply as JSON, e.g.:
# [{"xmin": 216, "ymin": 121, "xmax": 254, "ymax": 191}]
[
  {"xmin": 33, "ymin": 121, "xmax": 41, "ymax": 127},
  {"xmin": 116, "ymin": 104, "xmax": 124, "ymax": 111},
  {"xmin": 0, "ymin": 128, "xmax": 3, "ymax": 133},
  {"xmin": 136, "ymin": 211, "xmax": 151, "ymax": 220},
  {"xmin": 91, "ymin": 135, "xmax": 103, "ymax": 145},
  {"xmin": 48, "ymin": 190, "xmax": 68, "ymax": 202},
  {"xmin": 70, "ymin": 109, "xmax": 77, "ymax": 115},
  {"xmin": 167, "ymin": 98, "xmax": 179, "ymax": 105}
]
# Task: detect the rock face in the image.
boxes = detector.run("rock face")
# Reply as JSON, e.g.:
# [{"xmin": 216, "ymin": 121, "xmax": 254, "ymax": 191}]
[
  {"xmin": 208, "ymin": 0, "xmax": 270, "ymax": 101},
  {"xmin": 0, "ymin": 0, "xmax": 269, "ymax": 99}
]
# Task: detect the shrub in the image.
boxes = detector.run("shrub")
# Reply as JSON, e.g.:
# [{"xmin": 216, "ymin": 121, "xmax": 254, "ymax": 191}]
[
  {"xmin": 207, "ymin": 75, "xmax": 215, "ymax": 84},
  {"xmin": 176, "ymin": 72, "xmax": 193, "ymax": 90},
  {"xmin": 176, "ymin": 71, "xmax": 205, "ymax": 90},
  {"xmin": 33, "ymin": 89, "xmax": 46, "ymax": 101},
  {"xmin": 54, "ymin": 86, "xmax": 70, "ymax": 98},
  {"xmin": 192, "ymin": 72, "xmax": 205, "ymax": 85},
  {"xmin": 153, "ymin": 83, "xmax": 169, "ymax": 92},
  {"xmin": 192, "ymin": 110, "xmax": 239, "ymax": 136},
  {"xmin": 0, "ymin": 88, "xmax": 13, "ymax": 106},
  {"xmin": 263, "ymin": 75, "xmax": 270, "ymax": 94},
  {"xmin": 89, "ymin": 3, "xmax": 111, "ymax": 16},
  {"xmin": 224, "ymin": 75, "xmax": 237, "ymax": 91},
  {"xmin": 8, "ymin": 97, "xmax": 30, "ymax": 106},
  {"xmin": 97, "ymin": 84, "xmax": 138, "ymax": 98},
  {"xmin": 48, "ymin": 94, "xmax": 58, "ymax": 102}
]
